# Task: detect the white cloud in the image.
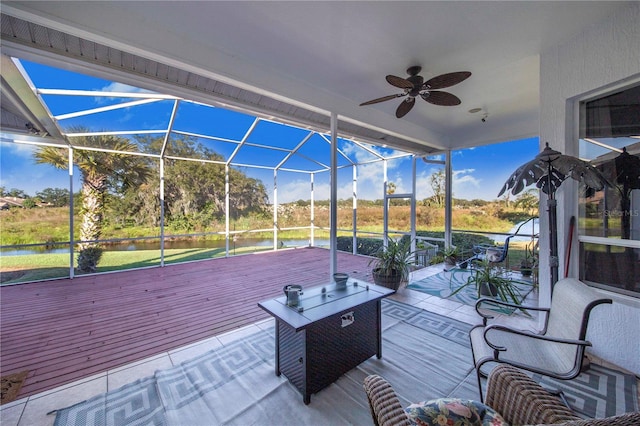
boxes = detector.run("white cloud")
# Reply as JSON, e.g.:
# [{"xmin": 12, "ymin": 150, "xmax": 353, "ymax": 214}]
[
  {"xmin": 422, "ymin": 153, "xmax": 445, "ymax": 162},
  {"xmin": 273, "ymin": 160, "xmax": 488, "ymax": 204},
  {"xmin": 2, "ymin": 142, "xmax": 37, "ymax": 159},
  {"xmin": 275, "ymin": 155, "xmax": 421, "ymax": 203},
  {"xmin": 99, "ymin": 82, "xmax": 154, "ymax": 94},
  {"xmin": 454, "ymin": 168, "xmax": 476, "ymax": 178},
  {"xmin": 94, "ymin": 82, "xmax": 155, "ymax": 105},
  {"xmin": 416, "ymin": 170, "xmax": 436, "ymax": 200},
  {"xmin": 453, "ymin": 168, "xmax": 482, "ymax": 199}
]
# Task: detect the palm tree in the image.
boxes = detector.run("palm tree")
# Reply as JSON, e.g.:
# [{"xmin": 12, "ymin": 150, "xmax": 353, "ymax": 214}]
[{"xmin": 34, "ymin": 130, "xmax": 151, "ymax": 272}]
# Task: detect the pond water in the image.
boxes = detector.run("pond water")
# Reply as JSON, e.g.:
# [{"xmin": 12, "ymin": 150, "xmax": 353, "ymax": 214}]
[
  {"xmin": 508, "ymin": 218, "xmax": 539, "ymax": 242},
  {"xmin": 485, "ymin": 219, "xmax": 538, "ymax": 243},
  {"xmin": 1, "ymin": 238, "xmax": 330, "ymax": 256}
]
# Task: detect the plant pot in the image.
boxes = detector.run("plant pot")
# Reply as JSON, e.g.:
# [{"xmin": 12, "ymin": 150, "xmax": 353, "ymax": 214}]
[
  {"xmin": 444, "ymin": 256, "xmax": 457, "ymax": 266},
  {"xmin": 479, "ymin": 281, "xmax": 498, "ymax": 297},
  {"xmin": 372, "ymin": 268, "xmax": 402, "ymax": 291},
  {"xmin": 444, "ymin": 257, "xmax": 457, "ymax": 272},
  {"xmin": 520, "ymin": 268, "xmax": 532, "ymax": 277}
]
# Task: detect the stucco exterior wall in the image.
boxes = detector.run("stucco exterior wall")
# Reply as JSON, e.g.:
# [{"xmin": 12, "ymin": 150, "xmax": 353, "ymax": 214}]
[{"xmin": 539, "ymin": 3, "xmax": 640, "ymax": 374}]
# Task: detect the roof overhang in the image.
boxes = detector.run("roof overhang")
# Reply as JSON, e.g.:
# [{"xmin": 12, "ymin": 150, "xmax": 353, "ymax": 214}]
[{"xmin": 1, "ymin": 1, "xmax": 634, "ymax": 153}]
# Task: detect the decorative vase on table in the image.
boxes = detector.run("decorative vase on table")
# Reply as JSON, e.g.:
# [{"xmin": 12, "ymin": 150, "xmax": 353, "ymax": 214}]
[{"xmin": 333, "ymin": 272, "xmax": 349, "ymax": 290}]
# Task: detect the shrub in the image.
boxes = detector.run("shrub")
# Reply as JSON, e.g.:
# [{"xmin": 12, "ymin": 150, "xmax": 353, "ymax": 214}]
[
  {"xmin": 22, "ymin": 199, "xmax": 37, "ymax": 209},
  {"xmin": 77, "ymin": 247, "xmax": 103, "ymax": 273},
  {"xmin": 413, "ymin": 231, "xmax": 494, "ymax": 259},
  {"xmin": 337, "ymin": 236, "xmax": 382, "ymax": 256},
  {"xmin": 338, "ymin": 232, "xmax": 496, "ymax": 260}
]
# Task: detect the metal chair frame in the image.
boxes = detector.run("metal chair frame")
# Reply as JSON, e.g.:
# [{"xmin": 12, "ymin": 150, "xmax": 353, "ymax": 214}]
[
  {"xmin": 469, "ymin": 278, "xmax": 612, "ymax": 402},
  {"xmin": 460, "ymin": 235, "xmax": 513, "ymax": 270}
]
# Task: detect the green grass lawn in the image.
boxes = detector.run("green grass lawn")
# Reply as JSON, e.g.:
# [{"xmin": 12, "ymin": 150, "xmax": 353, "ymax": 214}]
[
  {"xmin": 0, "ymin": 246, "xmax": 271, "ymax": 285},
  {"xmin": 0, "ymin": 204, "xmax": 533, "ymax": 285}
]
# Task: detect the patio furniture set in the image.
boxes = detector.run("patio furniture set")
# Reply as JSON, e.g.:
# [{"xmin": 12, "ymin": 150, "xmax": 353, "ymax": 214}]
[{"xmin": 258, "ymin": 272, "xmax": 628, "ymax": 423}]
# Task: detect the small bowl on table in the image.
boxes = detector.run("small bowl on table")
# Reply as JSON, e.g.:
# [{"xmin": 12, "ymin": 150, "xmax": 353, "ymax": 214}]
[{"xmin": 333, "ymin": 272, "xmax": 349, "ymax": 289}]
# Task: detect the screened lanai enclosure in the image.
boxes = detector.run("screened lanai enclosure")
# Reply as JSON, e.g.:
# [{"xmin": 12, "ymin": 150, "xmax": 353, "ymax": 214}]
[
  {"xmin": 2, "ymin": 4, "xmax": 637, "ymax": 296},
  {"xmin": 1, "ymin": 56, "xmax": 451, "ymax": 284}
]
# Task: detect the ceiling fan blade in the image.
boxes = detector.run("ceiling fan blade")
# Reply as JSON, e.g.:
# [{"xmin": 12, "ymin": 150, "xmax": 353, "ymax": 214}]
[
  {"xmin": 424, "ymin": 71, "xmax": 471, "ymax": 90},
  {"xmin": 386, "ymin": 75, "xmax": 414, "ymax": 89},
  {"xmin": 421, "ymin": 91, "xmax": 461, "ymax": 106},
  {"xmin": 396, "ymin": 97, "xmax": 415, "ymax": 118},
  {"xmin": 359, "ymin": 93, "xmax": 405, "ymax": 106}
]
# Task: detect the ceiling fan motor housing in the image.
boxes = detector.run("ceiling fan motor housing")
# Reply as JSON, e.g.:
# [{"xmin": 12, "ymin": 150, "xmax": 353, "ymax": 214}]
[{"xmin": 407, "ymin": 75, "xmax": 424, "ymax": 96}]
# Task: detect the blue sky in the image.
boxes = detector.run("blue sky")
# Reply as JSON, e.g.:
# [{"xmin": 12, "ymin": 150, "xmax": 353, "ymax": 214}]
[{"xmin": 1, "ymin": 59, "xmax": 539, "ymax": 202}]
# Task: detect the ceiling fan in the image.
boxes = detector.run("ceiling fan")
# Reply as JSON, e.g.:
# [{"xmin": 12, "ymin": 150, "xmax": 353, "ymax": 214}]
[{"xmin": 360, "ymin": 66, "xmax": 471, "ymax": 118}]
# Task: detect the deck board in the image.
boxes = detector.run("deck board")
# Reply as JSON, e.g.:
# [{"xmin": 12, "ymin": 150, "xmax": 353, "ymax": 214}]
[{"xmin": 0, "ymin": 247, "xmax": 375, "ymax": 399}]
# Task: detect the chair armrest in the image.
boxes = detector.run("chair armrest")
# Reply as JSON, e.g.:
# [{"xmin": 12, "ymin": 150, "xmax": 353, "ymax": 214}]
[
  {"xmin": 363, "ymin": 375, "xmax": 412, "ymax": 426},
  {"xmin": 483, "ymin": 324, "xmax": 592, "ymax": 352},
  {"xmin": 486, "ymin": 364, "xmax": 581, "ymax": 425},
  {"xmin": 475, "ymin": 297, "xmax": 549, "ymax": 325},
  {"xmin": 560, "ymin": 412, "xmax": 640, "ymax": 425}
]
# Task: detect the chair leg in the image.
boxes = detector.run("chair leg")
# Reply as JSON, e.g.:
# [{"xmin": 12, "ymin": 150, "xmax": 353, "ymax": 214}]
[
  {"xmin": 470, "ymin": 336, "xmax": 489, "ymax": 403},
  {"xmin": 550, "ymin": 389, "xmax": 571, "ymax": 410},
  {"xmin": 476, "ymin": 367, "xmax": 485, "ymax": 403},
  {"xmin": 538, "ymin": 384, "xmax": 575, "ymax": 413},
  {"xmin": 474, "ymin": 359, "xmax": 495, "ymax": 403}
]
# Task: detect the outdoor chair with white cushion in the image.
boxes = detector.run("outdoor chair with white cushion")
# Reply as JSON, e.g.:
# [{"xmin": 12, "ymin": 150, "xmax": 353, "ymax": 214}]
[{"xmin": 469, "ymin": 277, "xmax": 612, "ymax": 402}]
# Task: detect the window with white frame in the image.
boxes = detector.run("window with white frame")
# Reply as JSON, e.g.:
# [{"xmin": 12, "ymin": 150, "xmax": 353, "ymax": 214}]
[{"xmin": 578, "ymin": 84, "xmax": 640, "ymax": 297}]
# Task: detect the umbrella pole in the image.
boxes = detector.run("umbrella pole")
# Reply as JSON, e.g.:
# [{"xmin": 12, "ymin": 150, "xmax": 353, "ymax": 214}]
[
  {"xmin": 548, "ymin": 196, "xmax": 559, "ymax": 287},
  {"xmin": 546, "ymin": 164, "xmax": 559, "ymax": 288}
]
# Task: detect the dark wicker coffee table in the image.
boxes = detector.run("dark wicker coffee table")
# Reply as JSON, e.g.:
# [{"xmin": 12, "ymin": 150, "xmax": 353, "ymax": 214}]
[{"xmin": 258, "ymin": 279, "xmax": 393, "ymax": 404}]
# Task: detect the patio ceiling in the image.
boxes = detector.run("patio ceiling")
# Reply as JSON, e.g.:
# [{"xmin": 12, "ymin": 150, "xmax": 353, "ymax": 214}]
[{"xmin": 1, "ymin": 1, "xmax": 632, "ymax": 155}]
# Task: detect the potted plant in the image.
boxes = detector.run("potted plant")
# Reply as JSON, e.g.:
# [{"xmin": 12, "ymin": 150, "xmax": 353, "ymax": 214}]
[
  {"xmin": 442, "ymin": 245, "xmax": 458, "ymax": 270},
  {"xmin": 449, "ymin": 259, "xmax": 523, "ymax": 305},
  {"xmin": 520, "ymin": 253, "xmax": 534, "ymax": 277},
  {"xmin": 519, "ymin": 238, "xmax": 538, "ymax": 278},
  {"xmin": 369, "ymin": 237, "xmax": 413, "ymax": 291}
]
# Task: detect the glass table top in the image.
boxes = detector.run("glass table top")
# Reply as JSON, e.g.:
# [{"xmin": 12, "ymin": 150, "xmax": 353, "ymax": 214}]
[{"xmin": 283, "ymin": 281, "xmax": 371, "ymax": 312}]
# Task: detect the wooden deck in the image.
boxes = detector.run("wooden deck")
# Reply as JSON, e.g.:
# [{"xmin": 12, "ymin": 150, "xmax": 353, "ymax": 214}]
[{"xmin": 0, "ymin": 247, "xmax": 375, "ymax": 400}]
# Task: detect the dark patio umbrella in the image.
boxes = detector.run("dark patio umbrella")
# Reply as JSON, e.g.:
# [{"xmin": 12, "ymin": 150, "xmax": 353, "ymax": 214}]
[{"xmin": 498, "ymin": 143, "xmax": 611, "ymax": 286}]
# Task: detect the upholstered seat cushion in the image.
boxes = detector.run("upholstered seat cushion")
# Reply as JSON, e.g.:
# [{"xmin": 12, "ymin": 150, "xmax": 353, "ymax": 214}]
[{"xmin": 404, "ymin": 398, "xmax": 507, "ymax": 426}]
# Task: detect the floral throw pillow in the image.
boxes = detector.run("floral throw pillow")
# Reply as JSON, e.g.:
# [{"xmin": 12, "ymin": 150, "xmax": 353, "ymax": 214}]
[{"xmin": 404, "ymin": 398, "xmax": 508, "ymax": 426}]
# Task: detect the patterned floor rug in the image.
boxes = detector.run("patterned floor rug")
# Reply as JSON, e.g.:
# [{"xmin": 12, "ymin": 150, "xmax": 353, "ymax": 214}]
[
  {"xmin": 52, "ymin": 299, "xmax": 636, "ymax": 425},
  {"xmin": 407, "ymin": 268, "xmax": 535, "ymax": 314},
  {"xmin": 532, "ymin": 363, "xmax": 639, "ymax": 419}
]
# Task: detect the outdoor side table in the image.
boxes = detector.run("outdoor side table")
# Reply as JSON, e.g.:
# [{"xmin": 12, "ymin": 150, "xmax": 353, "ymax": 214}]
[{"xmin": 258, "ymin": 280, "xmax": 393, "ymax": 404}]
